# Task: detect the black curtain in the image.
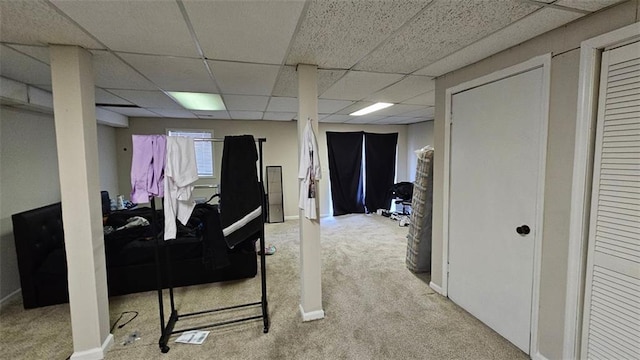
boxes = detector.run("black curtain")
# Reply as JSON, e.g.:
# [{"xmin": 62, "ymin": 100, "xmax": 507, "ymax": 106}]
[
  {"xmin": 326, "ymin": 131, "xmax": 365, "ymax": 216},
  {"xmin": 364, "ymin": 132, "xmax": 398, "ymax": 212}
]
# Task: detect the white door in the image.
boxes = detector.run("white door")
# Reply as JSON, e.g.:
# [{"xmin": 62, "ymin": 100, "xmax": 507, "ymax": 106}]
[
  {"xmin": 581, "ymin": 41, "xmax": 640, "ymax": 359},
  {"xmin": 448, "ymin": 66, "xmax": 545, "ymax": 353}
]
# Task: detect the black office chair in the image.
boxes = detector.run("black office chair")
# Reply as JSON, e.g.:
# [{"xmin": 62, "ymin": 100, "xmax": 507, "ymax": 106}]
[{"xmin": 389, "ymin": 182, "xmax": 413, "ymax": 215}]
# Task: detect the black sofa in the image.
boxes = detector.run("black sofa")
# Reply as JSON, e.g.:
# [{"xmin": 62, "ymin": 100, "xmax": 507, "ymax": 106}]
[{"xmin": 12, "ymin": 202, "xmax": 258, "ymax": 309}]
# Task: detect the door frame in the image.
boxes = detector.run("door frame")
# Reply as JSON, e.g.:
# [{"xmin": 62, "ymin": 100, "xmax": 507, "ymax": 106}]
[
  {"xmin": 442, "ymin": 54, "xmax": 551, "ymax": 356},
  {"xmin": 563, "ymin": 22, "xmax": 640, "ymax": 360}
]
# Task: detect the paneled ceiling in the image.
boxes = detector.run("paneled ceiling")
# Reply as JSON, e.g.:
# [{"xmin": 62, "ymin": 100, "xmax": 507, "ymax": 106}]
[{"xmin": 0, "ymin": 0, "xmax": 624, "ymax": 125}]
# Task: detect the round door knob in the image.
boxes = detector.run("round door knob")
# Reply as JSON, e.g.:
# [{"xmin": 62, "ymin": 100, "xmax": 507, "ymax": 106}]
[{"xmin": 516, "ymin": 225, "xmax": 531, "ymax": 235}]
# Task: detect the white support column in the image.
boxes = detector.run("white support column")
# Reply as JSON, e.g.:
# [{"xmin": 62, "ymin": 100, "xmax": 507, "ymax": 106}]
[
  {"xmin": 297, "ymin": 64, "xmax": 324, "ymax": 321},
  {"xmin": 50, "ymin": 45, "xmax": 113, "ymax": 360}
]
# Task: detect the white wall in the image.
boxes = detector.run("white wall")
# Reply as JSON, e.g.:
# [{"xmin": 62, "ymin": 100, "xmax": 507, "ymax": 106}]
[
  {"xmin": 406, "ymin": 121, "xmax": 433, "ymax": 182},
  {"xmin": 116, "ymin": 118, "xmax": 410, "ymax": 219},
  {"xmin": 97, "ymin": 124, "xmax": 119, "ymax": 197},
  {"xmin": 431, "ymin": 2, "xmax": 640, "ymax": 359},
  {"xmin": 0, "ymin": 106, "xmax": 120, "ymax": 302}
]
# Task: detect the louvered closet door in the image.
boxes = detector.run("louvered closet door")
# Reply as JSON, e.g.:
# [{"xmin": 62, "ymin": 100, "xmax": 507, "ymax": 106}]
[{"xmin": 581, "ymin": 40, "xmax": 640, "ymax": 360}]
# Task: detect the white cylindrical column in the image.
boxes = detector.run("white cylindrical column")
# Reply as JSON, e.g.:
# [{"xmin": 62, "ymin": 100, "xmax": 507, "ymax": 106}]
[
  {"xmin": 50, "ymin": 45, "xmax": 113, "ymax": 359},
  {"xmin": 297, "ymin": 64, "xmax": 324, "ymax": 321}
]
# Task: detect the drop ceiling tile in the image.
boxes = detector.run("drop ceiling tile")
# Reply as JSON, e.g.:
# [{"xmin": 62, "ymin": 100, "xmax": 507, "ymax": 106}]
[
  {"xmin": 556, "ymin": 0, "xmax": 622, "ymax": 11},
  {"xmin": 320, "ymin": 114, "xmax": 353, "ymax": 123},
  {"xmin": 318, "ymin": 99, "xmax": 354, "ymax": 114},
  {"xmin": 272, "ymin": 66, "xmax": 346, "ymax": 97},
  {"xmin": 365, "ymin": 75, "xmax": 434, "ymax": 103},
  {"xmin": 375, "ymin": 116, "xmax": 415, "ymax": 124},
  {"xmin": 0, "ymin": 45, "xmax": 51, "ymax": 86},
  {"xmin": 91, "ymin": 51, "xmax": 157, "ymax": 90},
  {"xmin": 286, "ymin": 0, "xmax": 428, "ymax": 69},
  {"xmin": 184, "ymin": 0, "xmax": 305, "ymax": 64},
  {"xmin": 229, "ymin": 111, "xmax": 263, "ymax": 120},
  {"xmin": 266, "ymin": 97, "xmax": 298, "ymax": 112},
  {"xmin": 51, "ymin": 0, "xmax": 198, "ymax": 57},
  {"xmin": 399, "ymin": 106, "xmax": 435, "ymax": 118},
  {"xmin": 223, "ymin": 95, "xmax": 269, "ymax": 111},
  {"xmin": 345, "ymin": 115, "xmax": 384, "ymax": 124},
  {"xmin": 95, "ymin": 88, "xmax": 133, "ymax": 105},
  {"xmin": 414, "ymin": 8, "xmax": 582, "ymax": 76},
  {"xmin": 402, "ymin": 90, "xmax": 435, "ymax": 106},
  {"xmin": 5, "ymin": 44, "xmax": 50, "ymax": 63},
  {"xmin": 108, "ymin": 90, "xmax": 181, "ymax": 109},
  {"xmin": 118, "ymin": 53, "xmax": 217, "ymax": 93},
  {"xmin": 193, "ymin": 110, "xmax": 231, "ymax": 120},
  {"xmin": 320, "ymin": 71, "xmax": 404, "ymax": 101},
  {"xmin": 354, "ymin": 0, "xmax": 540, "ymax": 73},
  {"xmin": 0, "ymin": 0, "xmax": 104, "ymax": 48},
  {"xmin": 263, "ymin": 112, "xmax": 296, "ymax": 121},
  {"xmin": 147, "ymin": 108, "xmax": 196, "ymax": 119},
  {"xmin": 208, "ymin": 61, "xmax": 280, "ymax": 96},
  {"xmin": 101, "ymin": 106, "xmax": 159, "ymax": 117}
]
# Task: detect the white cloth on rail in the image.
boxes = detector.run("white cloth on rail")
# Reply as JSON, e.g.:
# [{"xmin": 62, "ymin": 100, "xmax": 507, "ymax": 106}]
[
  {"xmin": 298, "ymin": 120, "xmax": 322, "ymax": 220},
  {"xmin": 164, "ymin": 136, "xmax": 199, "ymax": 240}
]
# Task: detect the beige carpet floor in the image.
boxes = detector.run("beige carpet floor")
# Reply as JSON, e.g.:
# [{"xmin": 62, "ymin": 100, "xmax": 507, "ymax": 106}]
[{"xmin": 0, "ymin": 214, "xmax": 528, "ymax": 359}]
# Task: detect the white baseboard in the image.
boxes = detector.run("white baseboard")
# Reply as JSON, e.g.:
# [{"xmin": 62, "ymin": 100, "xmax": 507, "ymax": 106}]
[
  {"xmin": 299, "ymin": 304, "xmax": 325, "ymax": 322},
  {"xmin": 0, "ymin": 289, "xmax": 21, "ymax": 309},
  {"xmin": 70, "ymin": 334, "xmax": 114, "ymax": 360},
  {"xmin": 429, "ymin": 281, "xmax": 443, "ymax": 295},
  {"xmin": 284, "ymin": 215, "xmax": 299, "ymax": 221}
]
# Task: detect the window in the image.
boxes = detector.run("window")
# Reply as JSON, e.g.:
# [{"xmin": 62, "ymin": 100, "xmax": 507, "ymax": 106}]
[{"xmin": 167, "ymin": 129, "xmax": 214, "ymax": 177}]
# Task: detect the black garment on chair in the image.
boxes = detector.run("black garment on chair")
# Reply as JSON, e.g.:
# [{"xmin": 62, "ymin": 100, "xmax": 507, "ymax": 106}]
[
  {"xmin": 219, "ymin": 135, "xmax": 262, "ymax": 248},
  {"xmin": 326, "ymin": 131, "xmax": 365, "ymax": 216},
  {"xmin": 364, "ymin": 132, "xmax": 398, "ymax": 212}
]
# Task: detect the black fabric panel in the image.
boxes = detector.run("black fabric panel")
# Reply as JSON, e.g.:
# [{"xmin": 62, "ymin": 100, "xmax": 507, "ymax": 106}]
[
  {"xmin": 219, "ymin": 135, "xmax": 263, "ymax": 248},
  {"xmin": 326, "ymin": 131, "xmax": 365, "ymax": 216},
  {"xmin": 364, "ymin": 132, "xmax": 398, "ymax": 212}
]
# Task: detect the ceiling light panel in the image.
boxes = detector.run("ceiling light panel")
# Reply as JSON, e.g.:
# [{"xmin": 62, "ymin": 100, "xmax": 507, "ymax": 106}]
[
  {"xmin": 91, "ymin": 51, "xmax": 157, "ymax": 90},
  {"xmin": 0, "ymin": 45, "xmax": 51, "ymax": 86},
  {"xmin": 371, "ymin": 104, "xmax": 426, "ymax": 117},
  {"xmin": 51, "ymin": 0, "xmax": 198, "ymax": 57},
  {"xmin": 414, "ymin": 7, "xmax": 582, "ymax": 76},
  {"xmin": 350, "ymin": 102, "xmax": 394, "ymax": 116},
  {"xmin": 321, "ymin": 71, "xmax": 404, "ymax": 101},
  {"xmin": 365, "ymin": 75, "xmax": 435, "ymax": 103},
  {"xmin": 223, "ymin": 95, "xmax": 269, "ymax": 111},
  {"xmin": 0, "ymin": 0, "xmax": 103, "ymax": 48},
  {"xmin": 336, "ymin": 101, "xmax": 375, "ymax": 115},
  {"xmin": 108, "ymin": 90, "xmax": 183, "ymax": 109},
  {"xmin": 208, "ymin": 61, "xmax": 280, "ymax": 96},
  {"xmin": 183, "ymin": 0, "xmax": 305, "ymax": 64},
  {"xmin": 167, "ymin": 92, "xmax": 225, "ymax": 111},
  {"xmin": 119, "ymin": 53, "xmax": 217, "ymax": 93},
  {"xmin": 286, "ymin": 0, "xmax": 428, "ymax": 69},
  {"xmin": 354, "ymin": 0, "xmax": 539, "ymax": 74}
]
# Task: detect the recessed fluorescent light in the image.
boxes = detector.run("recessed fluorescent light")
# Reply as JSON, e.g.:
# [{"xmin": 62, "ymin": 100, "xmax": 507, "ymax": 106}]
[
  {"xmin": 167, "ymin": 91, "xmax": 226, "ymax": 111},
  {"xmin": 349, "ymin": 102, "xmax": 393, "ymax": 116}
]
